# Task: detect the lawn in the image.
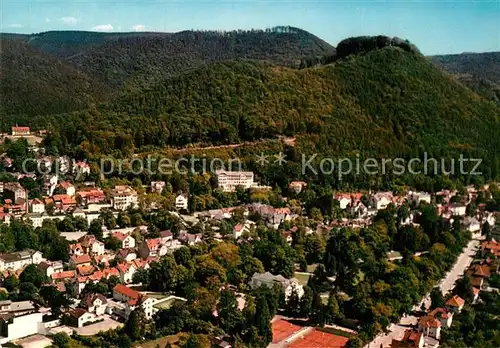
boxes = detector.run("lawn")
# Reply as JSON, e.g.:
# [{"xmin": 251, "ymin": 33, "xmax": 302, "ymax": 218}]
[
  {"xmin": 293, "ymin": 272, "xmax": 311, "ymax": 286},
  {"xmin": 134, "ymin": 334, "xmax": 184, "ymax": 348}
]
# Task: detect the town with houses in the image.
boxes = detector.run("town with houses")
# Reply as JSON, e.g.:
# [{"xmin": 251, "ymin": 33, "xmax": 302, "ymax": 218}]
[{"xmin": 0, "ymin": 126, "xmax": 500, "ymax": 348}]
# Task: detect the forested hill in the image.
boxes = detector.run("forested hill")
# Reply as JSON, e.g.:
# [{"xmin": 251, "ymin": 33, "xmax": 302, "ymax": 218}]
[
  {"xmin": 68, "ymin": 27, "xmax": 334, "ymax": 89},
  {"xmin": 2, "ymin": 27, "xmax": 335, "ymax": 90},
  {"xmin": 24, "ymin": 47, "xmax": 500, "ymax": 164},
  {"xmin": 0, "ymin": 39, "xmax": 108, "ymax": 119},
  {"xmin": 431, "ymin": 52, "xmax": 500, "ymax": 102}
]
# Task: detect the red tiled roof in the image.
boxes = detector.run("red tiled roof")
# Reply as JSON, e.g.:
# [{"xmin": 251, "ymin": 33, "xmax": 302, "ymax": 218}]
[
  {"xmin": 418, "ymin": 315, "xmax": 442, "ymax": 328},
  {"xmin": 71, "ymin": 254, "xmax": 91, "ymax": 265},
  {"xmin": 59, "ymin": 181, "xmax": 73, "ymax": 189},
  {"xmin": 77, "ymin": 264, "xmax": 96, "ymax": 276},
  {"xmin": 114, "ymin": 284, "xmax": 140, "ymax": 299},
  {"xmin": 30, "ymin": 198, "xmax": 43, "ymax": 205},
  {"xmin": 12, "ymin": 126, "xmax": 30, "ymax": 132},
  {"xmin": 132, "ymin": 259, "xmax": 147, "ymax": 269},
  {"xmin": 473, "ymin": 264, "xmax": 491, "ymax": 278},
  {"xmin": 117, "ymin": 263, "xmax": 131, "ymax": 273},
  {"xmin": 103, "ymin": 267, "xmax": 120, "ymax": 278},
  {"xmin": 146, "ymin": 238, "xmax": 161, "ymax": 250},
  {"xmin": 88, "ymin": 271, "xmax": 104, "ymax": 281},
  {"xmin": 160, "ymin": 230, "xmax": 172, "ymax": 238},
  {"xmin": 288, "ymin": 329, "xmax": 349, "ymax": 348},
  {"xmin": 51, "ymin": 270, "xmax": 76, "ymax": 280},
  {"xmin": 446, "ymin": 295, "xmax": 465, "ymax": 307},
  {"xmin": 112, "ymin": 232, "xmax": 129, "ymax": 242}
]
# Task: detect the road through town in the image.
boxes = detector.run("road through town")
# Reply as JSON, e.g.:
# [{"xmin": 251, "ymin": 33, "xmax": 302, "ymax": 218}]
[{"xmin": 364, "ymin": 237, "xmax": 482, "ymax": 348}]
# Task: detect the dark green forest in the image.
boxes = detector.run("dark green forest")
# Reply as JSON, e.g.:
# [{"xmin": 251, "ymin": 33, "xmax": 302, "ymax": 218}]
[{"xmin": 1, "ymin": 30, "xmax": 499, "ymax": 179}]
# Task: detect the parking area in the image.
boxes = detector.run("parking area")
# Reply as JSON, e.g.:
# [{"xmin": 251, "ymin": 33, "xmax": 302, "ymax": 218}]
[{"xmin": 75, "ymin": 316, "xmax": 123, "ymax": 336}]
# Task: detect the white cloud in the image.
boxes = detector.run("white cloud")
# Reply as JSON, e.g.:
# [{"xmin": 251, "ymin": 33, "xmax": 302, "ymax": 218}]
[
  {"xmin": 131, "ymin": 24, "xmax": 146, "ymax": 32},
  {"xmin": 7, "ymin": 24, "xmax": 23, "ymax": 28},
  {"xmin": 60, "ymin": 16, "xmax": 78, "ymax": 25},
  {"xmin": 92, "ymin": 24, "xmax": 113, "ymax": 32},
  {"xmin": 45, "ymin": 18, "xmax": 51, "ymax": 23}
]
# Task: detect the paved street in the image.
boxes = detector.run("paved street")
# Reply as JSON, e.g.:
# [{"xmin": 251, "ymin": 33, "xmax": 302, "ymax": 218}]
[{"xmin": 364, "ymin": 237, "xmax": 482, "ymax": 348}]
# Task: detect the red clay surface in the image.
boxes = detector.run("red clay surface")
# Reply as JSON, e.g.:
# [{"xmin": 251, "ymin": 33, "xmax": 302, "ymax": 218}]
[
  {"xmin": 288, "ymin": 329, "xmax": 350, "ymax": 348},
  {"xmin": 271, "ymin": 319, "xmax": 303, "ymax": 343}
]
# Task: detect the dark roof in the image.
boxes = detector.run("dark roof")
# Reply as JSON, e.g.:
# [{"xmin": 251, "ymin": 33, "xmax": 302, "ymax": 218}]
[
  {"xmin": 69, "ymin": 308, "xmax": 87, "ymax": 319},
  {"xmin": 82, "ymin": 293, "xmax": 107, "ymax": 308}
]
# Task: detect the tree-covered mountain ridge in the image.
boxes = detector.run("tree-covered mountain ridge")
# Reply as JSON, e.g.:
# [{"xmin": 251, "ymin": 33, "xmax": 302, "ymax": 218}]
[
  {"xmin": 19, "ymin": 45, "xmax": 500, "ymax": 166},
  {"xmin": 0, "ymin": 26, "xmax": 335, "ymax": 119},
  {"xmin": 431, "ymin": 52, "xmax": 500, "ymax": 103}
]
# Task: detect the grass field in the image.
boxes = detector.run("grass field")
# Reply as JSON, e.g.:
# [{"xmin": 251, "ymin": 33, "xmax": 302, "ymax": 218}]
[
  {"xmin": 134, "ymin": 334, "xmax": 184, "ymax": 348},
  {"xmin": 293, "ymin": 272, "xmax": 311, "ymax": 286}
]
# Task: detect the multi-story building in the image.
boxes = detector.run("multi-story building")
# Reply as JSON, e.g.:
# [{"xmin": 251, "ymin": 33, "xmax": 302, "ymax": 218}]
[
  {"xmin": 112, "ymin": 284, "xmax": 154, "ymax": 319},
  {"xmin": 175, "ymin": 194, "xmax": 188, "ymax": 210},
  {"xmin": 112, "ymin": 232, "xmax": 136, "ymax": 249},
  {"xmin": 76, "ymin": 188, "xmax": 106, "ymax": 205},
  {"xmin": 0, "ymin": 250, "xmax": 43, "ymax": 272},
  {"xmin": 216, "ymin": 170, "xmax": 264, "ymax": 192},
  {"xmin": 29, "ymin": 198, "xmax": 45, "ymax": 214},
  {"xmin": 249, "ymin": 272, "xmax": 304, "ymax": 300},
  {"xmin": 3, "ymin": 182, "xmax": 26, "ymax": 202},
  {"xmin": 110, "ymin": 186, "xmax": 139, "ymax": 211},
  {"xmin": 11, "ymin": 126, "xmax": 30, "ymax": 136}
]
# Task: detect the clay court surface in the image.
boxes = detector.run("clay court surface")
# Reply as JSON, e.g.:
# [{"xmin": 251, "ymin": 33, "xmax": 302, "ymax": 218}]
[
  {"xmin": 271, "ymin": 319, "xmax": 303, "ymax": 343},
  {"xmin": 288, "ymin": 329, "xmax": 350, "ymax": 348}
]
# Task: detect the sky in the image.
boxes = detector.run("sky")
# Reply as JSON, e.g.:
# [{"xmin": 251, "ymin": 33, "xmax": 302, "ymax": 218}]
[{"xmin": 1, "ymin": 0, "xmax": 499, "ymax": 55}]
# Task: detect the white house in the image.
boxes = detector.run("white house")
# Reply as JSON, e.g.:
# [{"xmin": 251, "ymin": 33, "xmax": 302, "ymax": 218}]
[
  {"xmin": 175, "ymin": 194, "xmax": 188, "ymax": 211},
  {"xmin": 371, "ymin": 192, "xmax": 393, "ymax": 210},
  {"xmin": 0, "ymin": 312, "xmax": 44, "ymax": 344},
  {"xmin": 418, "ymin": 315, "xmax": 441, "ymax": 340},
  {"xmin": 110, "ymin": 186, "xmax": 139, "ymax": 211},
  {"xmin": 233, "ymin": 220, "xmax": 256, "ymax": 239},
  {"xmin": 117, "ymin": 263, "xmax": 136, "ymax": 284},
  {"xmin": 43, "ymin": 175, "xmax": 58, "ymax": 196},
  {"xmin": 24, "ymin": 213, "xmax": 44, "ymax": 228},
  {"xmin": 58, "ymin": 181, "xmax": 75, "ymax": 197},
  {"xmin": 68, "ymin": 308, "xmax": 97, "ymax": 328},
  {"xmin": 288, "ymin": 181, "xmax": 307, "ymax": 194},
  {"xmin": 249, "ymin": 272, "xmax": 304, "ymax": 301},
  {"xmin": 216, "ymin": 170, "xmax": 256, "ymax": 192},
  {"xmin": 81, "ymin": 293, "xmax": 107, "ymax": 316},
  {"xmin": 450, "ymin": 203, "xmax": 467, "ymax": 216},
  {"xmin": 112, "ymin": 232, "xmax": 136, "ymax": 249},
  {"xmin": 0, "ymin": 250, "xmax": 43, "ymax": 272},
  {"xmin": 409, "ymin": 191, "xmax": 431, "ymax": 205},
  {"xmin": 336, "ymin": 195, "xmax": 352, "ymax": 210},
  {"xmin": 73, "ymin": 161, "xmax": 91, "ymax": 176},
  {"xmin": 446, "ymin": 295, "xmax": 465, "ymax": 313},
  {"xmin": 39, "ymin": 260, "xmax": 63, "ymax": 278},
  {"xmin": 29, "ymin": 198, "xmax": 45, "ymax": 214},
  {"xmin": 463, "ymin": 217, "xmax": 481, "ymax": 233},
  {"xmin": 112, "ymin": 284, "xmax": 154, "ymax": 319}
]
